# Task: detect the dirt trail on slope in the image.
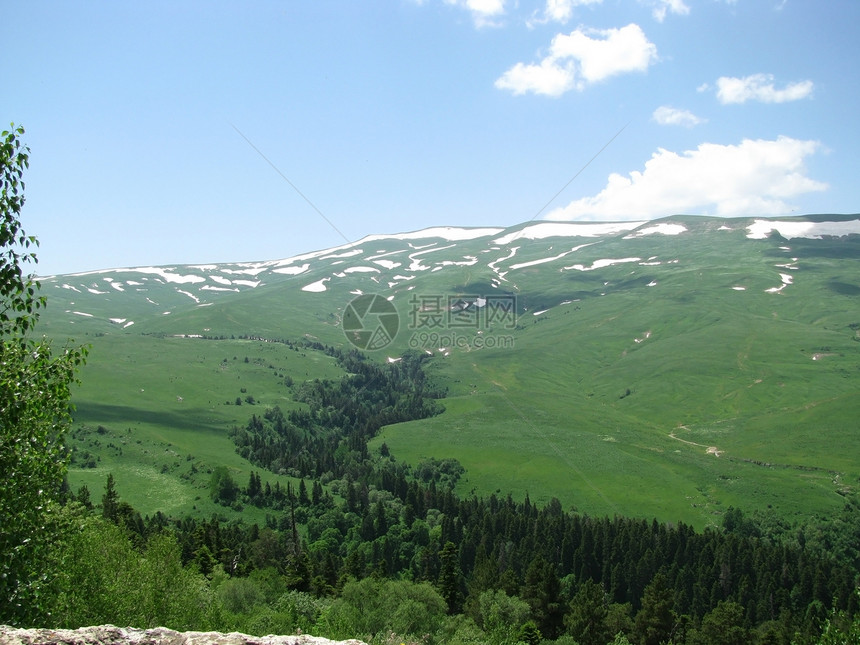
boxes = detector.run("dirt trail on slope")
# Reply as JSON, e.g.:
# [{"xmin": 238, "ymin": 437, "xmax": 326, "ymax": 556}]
[{"xmin": 668, "ymin": 429, "xmax": 723, "ymax": 457}]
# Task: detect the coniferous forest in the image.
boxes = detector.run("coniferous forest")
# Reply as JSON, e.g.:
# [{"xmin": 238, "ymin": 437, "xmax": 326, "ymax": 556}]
[{"xmin": 52, "ymin": 344, "xmax": 860, "ymax": 644}]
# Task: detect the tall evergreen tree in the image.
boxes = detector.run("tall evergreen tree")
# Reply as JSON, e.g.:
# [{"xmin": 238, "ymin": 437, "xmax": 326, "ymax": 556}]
[
  {"xmin": 565, "ymin": 579, "xmax": 611, "ymax": 645},
  {"xmin": 298, "ymin": 478, "xmax": 310, "ymax": 505},
  {"xmin": 438, "ymin": 541, "xmax": 463, "ymax": 614},
  {"xmin": 101, "ymin": 474, "xmax": 120, "ymax": 524},
  {"xmin": 634, "ymin": 572, "xmax": 676, "ymax": 645},
  {"xmin": 521, "ymin": 555, "xmax": 564, "ymax": 639}
]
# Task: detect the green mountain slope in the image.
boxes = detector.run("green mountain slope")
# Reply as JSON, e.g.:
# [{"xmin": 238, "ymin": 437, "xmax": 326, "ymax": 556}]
[{"xmin": 41, "ymin": 215, "xmax": 860, "ymax": 527}]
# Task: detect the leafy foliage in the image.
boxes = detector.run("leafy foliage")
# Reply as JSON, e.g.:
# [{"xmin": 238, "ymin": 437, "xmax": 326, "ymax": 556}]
[
  {"xmin": 319, "ymin": 577, "xmax": 447, "ymax": 642},
  {"xmin": 0, "ymin": 124, "xmax": 41, "ymax": 335},
  {"xmin": 816, "ymin": 592, "xmax": 860, "ymax": 645},
  {"xmin": 52, "ymin": 508, "xmax": 217, "ymax": 629},
  {"xmin": 210, "ymin": 466, "xmax": 239, "ymax": 505},
  {"xmin": 0, "ymin": 125, "xmax": 86, "ymax": 625},
  {"xmin": 477, "ymin": 589, "xmax": 532, "ymax": 644}
]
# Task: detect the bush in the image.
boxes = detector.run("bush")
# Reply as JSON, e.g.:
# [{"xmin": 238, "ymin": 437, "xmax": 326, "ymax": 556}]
[
  {"xmin": 319, "ymin": 577, "xmax": 447, "ymax": 642},
  {"xmin": 53, "ymin": 515, "xmax": 219, "ymax": 630},
  {"xmin": 217, "ymin": 576, "xmax": 266, "ymax": 615}
]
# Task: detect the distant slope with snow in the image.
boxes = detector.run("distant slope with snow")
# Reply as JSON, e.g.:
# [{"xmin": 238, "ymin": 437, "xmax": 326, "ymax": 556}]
[
  {"xmin": 41, "ymin": 215, "xmax": 860, "ymax": 334},
  {"xmin": 48, "ymin": 213, "xmax": 860, "ymax": 527}
]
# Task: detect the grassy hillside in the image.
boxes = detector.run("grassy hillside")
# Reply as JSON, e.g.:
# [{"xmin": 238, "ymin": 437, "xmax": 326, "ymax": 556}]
[
  {"xmin": 64, "ymin": 334, "xmax": 343, "ymax": 522},
  {"xmin": 41, "ymin": 215, "xmax": 860, "ymax": 528}
]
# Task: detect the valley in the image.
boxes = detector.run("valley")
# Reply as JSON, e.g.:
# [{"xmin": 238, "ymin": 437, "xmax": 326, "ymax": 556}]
[{"xmin": 41, "ymin": 214, "xmax": 860, "ymax": 529}]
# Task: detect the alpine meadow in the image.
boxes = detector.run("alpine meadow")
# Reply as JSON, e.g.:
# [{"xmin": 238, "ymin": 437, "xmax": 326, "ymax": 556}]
[
  {"xmin": 5, "ymin": 1, "xmax": 860, "ymax": 641},
  {"xmin": 24, "ymin": 211, "xmax": 860, "ymax": 642},
  {"xmin": 44, "ymin": 216, "xmax": 860, "ymax": 528}
]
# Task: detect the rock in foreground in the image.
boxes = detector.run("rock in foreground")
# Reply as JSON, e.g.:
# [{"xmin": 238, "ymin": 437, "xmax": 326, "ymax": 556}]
[{"xmin": 0, "ymin": 626, "xmax": 367, "ymax": 645}]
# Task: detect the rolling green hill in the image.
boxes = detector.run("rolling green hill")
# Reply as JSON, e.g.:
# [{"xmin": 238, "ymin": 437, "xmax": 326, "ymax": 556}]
[{"xmin": 41, "ymin": 214, "xmax": 860, "ymax": 528}]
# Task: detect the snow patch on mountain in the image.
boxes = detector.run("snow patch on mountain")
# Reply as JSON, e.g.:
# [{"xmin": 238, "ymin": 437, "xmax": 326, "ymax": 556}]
[
  {"xmin": 765, "ymin": 273, "xmax": 794, "ymax": 294},
  {"xmin": 360, "ymin": 226, "xmax": 504, "ymax": 243},
  {"xmin": 563, "ymin": 258, "xmax": 641, "ymax": 271},
  {"xmin": 509, "ymin": 243, "xmax": 594, "ymax": 270},
  {"xmin": 746, "ymin": 219, "xmax": 860, "ymax": 240},
  {"xmin": 272, "ymin": 263, "xmax": 310, "ymax": 276},
  {"xmin": 177, "ymin": 289, "xmax": 200, "ymax": 302},
  {"xmin": 302, "ymin": 277, "xmax": 330, "ymax": 292},
  {"xmin": 373, "ymin": 259, "xmax": 401, "ymax": 269},
  {"xmin": 222, "ymin": 266, "xmax": 269, "ymax": 276},
  {"xmin": 132, "ymin": 267, "xmax": 206, "ymax": 284},
  {"xmin": 407, "ymin": 244, "xmax": 455, "ymax": 271},
  {"xmin": 436, "ymin": 256, "xmax": 479, "ymax": 268},
  {"xmin": 625, "ymin": 222, "xmax": 687, "ymax": 238},
  {"xmin": 321, "ymin": 249, "xmax": 363, "ymax": 259},
  {"xmin": 495, "ymin": 221, "xmax": 642, "ymax": 244},
  {"xmin": 487, "ymin": 247, "xmax": 519, "ymax": 284}
]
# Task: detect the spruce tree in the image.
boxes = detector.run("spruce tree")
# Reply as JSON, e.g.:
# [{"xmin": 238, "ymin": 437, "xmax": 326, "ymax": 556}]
[
  {"xmin": 634, "ymin": 572, "xmax": 676, "ymax": 645},
  {"xmin": 438, "ymin": 541, "xmax": 463, "ymax": 614}
]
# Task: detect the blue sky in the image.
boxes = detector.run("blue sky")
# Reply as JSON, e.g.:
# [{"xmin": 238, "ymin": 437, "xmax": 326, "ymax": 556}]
[{"xmin": 7, "ymin": 0, "xmax": 859, "ymax": 275}]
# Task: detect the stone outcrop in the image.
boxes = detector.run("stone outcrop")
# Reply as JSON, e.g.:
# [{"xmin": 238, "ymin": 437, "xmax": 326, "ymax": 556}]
[{"xmin": 0, "ymin": 626, "xmax": 367, "ymax": 645}]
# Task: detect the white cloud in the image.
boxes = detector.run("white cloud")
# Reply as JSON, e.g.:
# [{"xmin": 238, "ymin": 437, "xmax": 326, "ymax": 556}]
[
  {"xmin": 495, "ymin": 58, "xmax": 577, "ymax": 96},
  {"xmin": 546, "ymin": 136, "xmax": 827, "ymax": 220},
  {"xmin": 445, "ymin": 0, "xmax": 506, "ymax": 27},
  {"xmin": 495, "ymin": 23, "xmax": 658, "ymax": 96},
  {"xmin": 716, "ymin": 73, "xmax": 814, "ymax": 104},
  {"xmin": 542, "ymin": 0, "xmax": 603, "ymax": 24},
  {"xmin": 645, "ymin": 0, "xmax": 690, "ymax": 22},
  {"xmin": 652, "ymin": 105, "xmax": 706, "ymax": 127}
]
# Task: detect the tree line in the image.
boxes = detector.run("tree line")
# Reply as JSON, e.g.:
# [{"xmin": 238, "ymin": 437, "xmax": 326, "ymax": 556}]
[
  {"xmin": 2, "ymin": 125, "xmax": 859, "ymax": 643},
  {"xmin": 65, "ymin": 453, "xmax": 860, "ymax": 644}
]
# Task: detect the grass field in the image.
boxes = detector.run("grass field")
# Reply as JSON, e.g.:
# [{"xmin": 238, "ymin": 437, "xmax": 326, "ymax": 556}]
[
  {"xmin": 42, "ymin": 216, "xmax": 860, "ymax": 528},
  {"xmin": 65, "ymin": 332, "xmax": 343, "ymax": 522}
]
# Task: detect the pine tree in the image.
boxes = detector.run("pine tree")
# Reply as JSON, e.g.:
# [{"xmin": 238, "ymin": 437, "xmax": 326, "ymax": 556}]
[
  {"xmin": 101, "ymin": 473, "xmax": 120, "ymax": 524},
  {"xmin": 565, "ymin": 579, "xmax": 611, "ymax": 645},
  {"xmin": 522, "ymin": 555, "xmax": 565, "ymax": 639},
  {"xmin": 634, "ymin": 572, "xmax": 676, "ymax": 645},
  {"xmin": 298, "ymin": 478, "xmax": 310, "ymax": 505},
  {"xmin": 438, "ymin": 541, "xmax": 463, "ymax": 614}
]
